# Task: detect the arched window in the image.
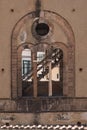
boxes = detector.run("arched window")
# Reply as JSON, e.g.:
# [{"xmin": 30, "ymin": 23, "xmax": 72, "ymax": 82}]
[
  {"xmin": 20, "ymin": 44, "xmax": 63, "ymax": 97},
  {"xmin": 11, "ymin": 11, "xmax": 75, "ymax": 98}
]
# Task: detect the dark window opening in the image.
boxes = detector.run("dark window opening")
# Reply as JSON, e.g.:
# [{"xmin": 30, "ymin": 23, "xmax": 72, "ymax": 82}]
[{"xmin": 35, "ymin": 23, "xmax": 49, "ymax": 36}]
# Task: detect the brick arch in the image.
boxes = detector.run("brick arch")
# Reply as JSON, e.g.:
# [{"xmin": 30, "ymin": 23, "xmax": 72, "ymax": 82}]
[
  {"xmin": 11, "ymin": 10, "xmax": 75, "ymax": 98},
  {"xmin": 11, "ymin": 42, "xmax": 33, "ymax": 98}
]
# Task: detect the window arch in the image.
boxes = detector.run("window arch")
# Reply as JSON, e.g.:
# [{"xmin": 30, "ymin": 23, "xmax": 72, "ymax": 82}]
[{"xmin": 11, "ymin": 10, "xmax": 75, "ymax": 98}]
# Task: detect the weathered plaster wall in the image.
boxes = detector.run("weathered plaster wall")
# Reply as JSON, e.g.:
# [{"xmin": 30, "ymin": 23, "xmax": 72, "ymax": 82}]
[
  {"xmin": 0, "ymin": 112, "xmax": 87, "ymax": 125},
  {"xmin": 0, "ymin": 0, "xmax": 87, "ymax": 98}
]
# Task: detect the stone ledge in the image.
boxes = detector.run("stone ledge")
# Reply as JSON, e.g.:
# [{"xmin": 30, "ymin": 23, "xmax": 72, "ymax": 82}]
[{"xmin": 0, "ymin": 97, "xmax": 87, "ymax": 112}]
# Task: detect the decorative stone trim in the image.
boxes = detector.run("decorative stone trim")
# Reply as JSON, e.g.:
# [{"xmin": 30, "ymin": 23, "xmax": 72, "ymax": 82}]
[{"xmin": 1, "ymin": 124, "xmax": 87, "ymax": 129}]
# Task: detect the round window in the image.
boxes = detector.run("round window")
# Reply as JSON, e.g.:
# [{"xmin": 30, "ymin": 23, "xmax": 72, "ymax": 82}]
[
  {"xmin": 31, "ymin": 19, "xmax": 53, "ymax": 40},
  {"xmin": 35, "ymin": 23, "xmax": 49, "ymax": 36}
]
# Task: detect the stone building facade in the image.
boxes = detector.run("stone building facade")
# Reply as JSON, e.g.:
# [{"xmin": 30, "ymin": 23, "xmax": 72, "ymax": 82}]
[{"xmin": 0, "ymin": 0, "xmax": 87, "ymax": 127}]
